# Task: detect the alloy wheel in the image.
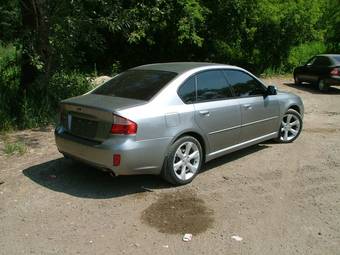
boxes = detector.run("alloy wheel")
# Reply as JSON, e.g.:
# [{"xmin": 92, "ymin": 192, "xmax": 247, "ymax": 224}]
[
  {"xmin": 173, "ymin": 141, "xmax": 200, "ymax": 181},
  {"xmin": 280, "ymin": 113, "xmax": 301, "ymax": 142}
]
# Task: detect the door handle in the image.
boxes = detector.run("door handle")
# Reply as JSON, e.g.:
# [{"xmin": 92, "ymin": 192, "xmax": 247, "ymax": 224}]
[
  {"xmin": 243, "ymin": 104, "xmax": 252, "ymax": 110},
  {"xmin": 199, "ymin": 110, "xmax": 210, "ymax": 116}
]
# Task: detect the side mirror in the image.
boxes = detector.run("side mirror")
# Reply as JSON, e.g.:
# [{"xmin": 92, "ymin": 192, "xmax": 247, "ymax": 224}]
[{"xmin": 266, "ymin": 85, "xmax": 277, "ymax": 96}]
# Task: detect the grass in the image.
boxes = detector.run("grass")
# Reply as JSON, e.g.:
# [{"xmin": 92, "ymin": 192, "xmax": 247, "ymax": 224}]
[
  {"xmin": 260, "ymin": 67, "xmax": 290, "ymax": 78},
  {"xmin": 1, "ymin": 133, "xmax": 27, "ymax": 156},
  {"xmin": 3, "ymin": 141, "xmax": 27, "ymax": 156}
]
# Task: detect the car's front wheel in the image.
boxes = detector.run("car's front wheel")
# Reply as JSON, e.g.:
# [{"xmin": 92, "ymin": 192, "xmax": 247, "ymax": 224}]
[
  {"xmin": 276, "ymin": 109, "xmax": 302, "ymax": 143},
  {"xmin": 162, "ymin": 136, "xmax": 203, "ymax": 185}
]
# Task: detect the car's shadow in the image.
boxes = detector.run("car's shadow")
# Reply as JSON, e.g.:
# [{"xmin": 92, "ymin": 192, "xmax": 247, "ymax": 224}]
[
  {"xmin": 284, "ymin": 82, "xmax": 340, "ymax": 95},
  {"xmin": 23, "ymin": 143, "xmax": 271, "ymax": 199}
]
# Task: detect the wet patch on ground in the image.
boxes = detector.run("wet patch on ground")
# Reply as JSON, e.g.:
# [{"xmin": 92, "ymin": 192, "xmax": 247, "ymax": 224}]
[{"xmin": 141, "ymin": 190, "xmax": 214, "ymax": 235}]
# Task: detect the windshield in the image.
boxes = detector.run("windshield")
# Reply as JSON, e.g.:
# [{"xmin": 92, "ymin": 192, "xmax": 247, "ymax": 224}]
[{"xmin": 92, "ymin": 69, "xmax": 177, "ymax": 101}]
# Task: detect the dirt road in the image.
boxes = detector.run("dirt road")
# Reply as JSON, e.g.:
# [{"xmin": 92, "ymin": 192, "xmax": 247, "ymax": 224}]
[{"xmin": 1, "ymin": 77, "xmax": 340, "ymax": 255}]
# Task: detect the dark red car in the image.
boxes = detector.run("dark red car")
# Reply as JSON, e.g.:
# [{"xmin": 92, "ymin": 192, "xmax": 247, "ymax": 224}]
[{"xmin": 294, "ymin": 54, "xmax": 340, "ymax": 91}]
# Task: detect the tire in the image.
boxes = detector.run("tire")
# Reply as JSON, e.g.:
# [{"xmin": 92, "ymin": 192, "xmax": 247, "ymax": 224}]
[
  {"xmin": 275, "ymin": 109, "xmax": 303, "ymax": 143},
  {"xmin": 294, "ymin": 75, "xmax": 301, "ymax": 85},
  {"xmin": 161, "ymin": 136, "xmax": 203, "ymax": 185},
  {"xmin": 317, "ymin": 79, "xmax": 329, "ymax": 92}
]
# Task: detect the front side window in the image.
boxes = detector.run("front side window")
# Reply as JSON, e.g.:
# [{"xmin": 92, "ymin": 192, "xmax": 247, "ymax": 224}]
[
  {"xmin": 306, "ymin": 57, "xmax": 316, "ymax": 66},
  {"xmin": 196, "ymin": 70, "xmax": 232, "ymax": 102},
  {"xmin": 223, "ymin": 70, "xmax": 266, "ymax": 97},
  {"xmin": 93, "ymin": 70, "xmax": 177, "ymax": 101}
]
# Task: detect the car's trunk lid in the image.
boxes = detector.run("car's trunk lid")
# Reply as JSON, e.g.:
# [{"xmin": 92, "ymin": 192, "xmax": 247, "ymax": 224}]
[{"xmin": 59, "ymin": 94, "xmax": 146, "ymax": 142}]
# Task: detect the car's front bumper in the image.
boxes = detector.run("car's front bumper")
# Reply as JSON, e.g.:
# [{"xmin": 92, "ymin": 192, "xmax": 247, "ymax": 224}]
[{"xmin": 54, "ymin": 127, "xmax": 172, "ymax": 176}]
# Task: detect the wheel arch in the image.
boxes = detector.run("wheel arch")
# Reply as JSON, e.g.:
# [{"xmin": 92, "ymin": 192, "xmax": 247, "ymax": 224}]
[
  {"xmin": 170, "ymin": 130, "xmax": 208, "ymax": 162},
  {"xmin": 288, "ymin": 104, "xmax": 301, "ymax": 114}
]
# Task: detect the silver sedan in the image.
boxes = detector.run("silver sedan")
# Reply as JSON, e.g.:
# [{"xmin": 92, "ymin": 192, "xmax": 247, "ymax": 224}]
[{"xmin": 55, "ymin": 62, "xmax": 304, "ymax": 185}]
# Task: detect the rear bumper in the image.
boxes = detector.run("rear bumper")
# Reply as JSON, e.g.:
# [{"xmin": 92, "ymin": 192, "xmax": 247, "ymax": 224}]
[
  {"xmin": 325, "ymin": 76, "xmax": 340, "ymax": 85},
  {"xmin": 54, "ymin": 127, "xmax": 171, "ymax": 176}
]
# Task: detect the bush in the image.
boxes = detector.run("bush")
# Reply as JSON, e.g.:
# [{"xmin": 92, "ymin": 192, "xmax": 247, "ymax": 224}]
[
  {"xmin": 0, "ymin": 45, "xmax": 92, "ymax": 131},
  {"xmin": 48, "ymin": 70, "xmax": 92, "ymax": 106},
  {"xmin": 18, "ymin": 70, "xmax": 92, "ymax": 129},
  {"xmin": 287, "ymin": 41, "xmax": 327, "ymax": 71},
  {"xmin": 0, "ymin": 44, "xmax": 20, "ymax": 130},
  {"xmin": 261, "ymin": 66, "xmax": 287, "ymax": 78}
]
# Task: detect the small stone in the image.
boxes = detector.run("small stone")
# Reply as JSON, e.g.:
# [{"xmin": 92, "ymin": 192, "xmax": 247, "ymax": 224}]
[
  {"xmin": 231, "ymin": 235, "xmax": 243, "ymax": 241},
  {"xmin": 183, "ymin": 233, "xmax": 193, "ymax": 242}
]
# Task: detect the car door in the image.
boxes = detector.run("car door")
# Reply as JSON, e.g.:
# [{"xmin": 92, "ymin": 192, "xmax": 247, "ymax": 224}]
[
  {"xmin": 223, "ymin": 69, "xmax": 280, "ymax": 142},
  {"xmin": 192, "ymin": 70, "xmax": 241, "ymax": 153},
  {"xmin": 306, "ymin": 56, "xmax": 332, "ymax": 83},
  {"xmin": 299, "ymin": 56, "xmax": 316, "ymax": 82}
]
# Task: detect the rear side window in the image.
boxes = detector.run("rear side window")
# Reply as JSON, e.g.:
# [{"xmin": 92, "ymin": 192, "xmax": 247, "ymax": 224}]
[
  {"xmin": 196, "ymin": 70, "xmax": 232, "ymax": 102},
  {"xmin": 223, "ymin": 70, "xmax": 266, "ymax": 97},
  {"xmin": 178, "ymin": 76, "xmax": 196, "ymax": 103},
  {"xmin": 313, "ymin": 56, "xmax": 332, "ymax": 66},
  {"xmin": 93, "ymin": 70, "xmax": 177, "ymax": 101}
]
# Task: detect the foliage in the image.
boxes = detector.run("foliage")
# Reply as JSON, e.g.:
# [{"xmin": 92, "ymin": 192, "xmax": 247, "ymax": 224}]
[
  {"xmin": 18, "ymin": 70, "xmax": 92, "ymax": 129},
  {"xmin": 0, "ymin": 0, "xmax": 339, "ymax": 130},
  {"xmin": 0, "ymin": 44, "xmax": 20, "ymax": 130},
  {"xmin": 323, "ymin": 0, "xmax": 340, "ymax": 52},
  {"xmin": 0, "ymin": 1, "xmax": 20, "ymax": 43},
  {"xmin": 287, "ymin": 42, "xmax": 327, "ymax": 71}
]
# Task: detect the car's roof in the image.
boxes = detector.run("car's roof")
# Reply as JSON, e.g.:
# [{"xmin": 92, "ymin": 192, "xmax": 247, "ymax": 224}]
[
  {"xmin": 316, "ymin": 54, "xmax": 340, "ymax": 58},
  {"xmin": 316, "ymin": 54, "xmax": 340, "ymax": 64},
  {"xmin": 131, "ymin": 62, "xmax": 234, "ymax": 74}
]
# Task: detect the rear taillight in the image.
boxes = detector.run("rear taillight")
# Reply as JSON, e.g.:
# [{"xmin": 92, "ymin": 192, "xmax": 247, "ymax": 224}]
[
  {"xmin": 330, "ymin": 68, "xmax": 339, "ymax": 76},
  {"xmin": 110, "ymin": 114, "xmax": 137, "ymax": 135}
]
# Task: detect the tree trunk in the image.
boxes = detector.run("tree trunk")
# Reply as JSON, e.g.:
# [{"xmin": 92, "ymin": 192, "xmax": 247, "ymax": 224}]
[{"xmin": 20, "ymin": 0, "xmax": 51, "ymax": 91}]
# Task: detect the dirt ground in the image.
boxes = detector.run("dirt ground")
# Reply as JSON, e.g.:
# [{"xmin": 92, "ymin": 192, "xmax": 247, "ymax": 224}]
[{"xmin": 1, "ymin": 77, "xmax": 340, "ymax": 255}]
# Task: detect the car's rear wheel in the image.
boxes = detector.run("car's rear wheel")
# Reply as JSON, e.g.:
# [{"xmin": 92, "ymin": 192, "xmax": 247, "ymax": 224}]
[
  {"xmin": 317, "ymin": 79, "xmax": 329, "ymax": 92},
  {"xmin": 276, "ymin": 109, "xmax": 302, "ymax": 143},
  {"xmin": 294, "ymin": 75, "xmax": 301, "ymax": 85},
  {"xmin": 162, "ymin": 136, "xmax": 203, "ymax": 185}
]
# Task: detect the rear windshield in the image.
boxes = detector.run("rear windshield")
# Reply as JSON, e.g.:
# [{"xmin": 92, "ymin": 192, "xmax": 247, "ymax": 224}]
[
  {"xmin": 92, "ymin": 70, "xmax": 177, "ymax": 101},
  {"xmin": 332, "ymin": 56, "xmax": 340, "ymax": 64}
]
